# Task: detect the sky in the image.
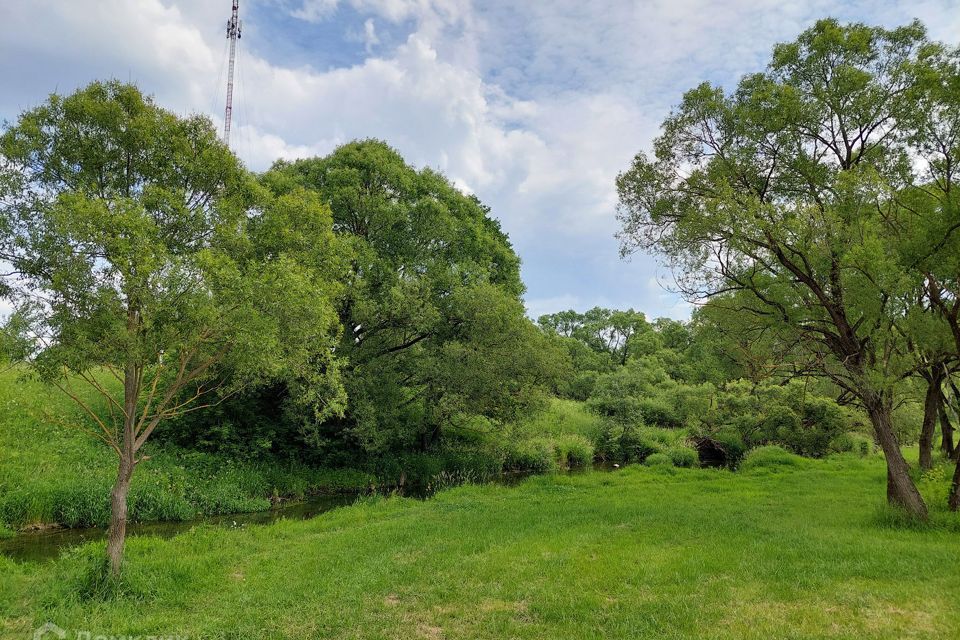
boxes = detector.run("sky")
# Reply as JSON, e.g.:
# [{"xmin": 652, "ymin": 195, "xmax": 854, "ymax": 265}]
[{"xmin": 2, "ymin": 0, "xmax": 959, "ymax": 321}]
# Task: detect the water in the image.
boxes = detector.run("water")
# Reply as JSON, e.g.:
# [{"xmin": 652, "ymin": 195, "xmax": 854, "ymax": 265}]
[
  {"xmin": 0, "ymin": 494, "xmax": 355, "ymax": 563},
  {"xmin": 0, "ymin": 466, "xmax": 611, "ymax": 563}
]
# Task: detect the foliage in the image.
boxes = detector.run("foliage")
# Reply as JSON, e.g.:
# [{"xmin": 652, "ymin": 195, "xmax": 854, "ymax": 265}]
[
  {"xmin": 643, "ymin": 452, "xmax": 674, "ymax": 467},
  {"xmin": 595, "ymin": 423, "xmax": 663, "ymax": 464},
  {"xmin": 504, "ymin": 439, "xmax": 556, "ymax": 474},
  {"xmin": 666, "ymin": 445, "xmax": 699, "ymax": 468},
  {"xmin": 740, "ymin": 446, "xmax": 810, "ymax": 472},
  {"xmin": 552, "ymin": 434, "xmax": 595, "ymax": 469},
  {"xmin": 174, "ymin": 140, "xmax": 567, "ymax": 461},
  {"xmin": 829, "ymin": 432, "xmax": 876, "ymax": 457},
  {"xmin": 615, "ymin": 18, "xmax": 959, "ymax": 517},
  {"xmin": 0, "ymin": 369, "xmax": 372, "ymax": 530}
]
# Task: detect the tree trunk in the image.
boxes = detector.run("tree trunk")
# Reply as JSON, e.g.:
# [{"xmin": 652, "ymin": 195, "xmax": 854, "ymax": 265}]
[
  {"xmin": 106, "ymin": 454, "xmax": 134, "ymax": 576},
  {"xmin": 107, "ymin": 353, "xmax": 140, "ymax": 577},
  {"xmin": 920, "ymin": 370, "xmax": 942, "ymax": 470},
  {"xmin": 949, "ymin": 456, "xmax": 960, "ymax": 511},
  {"xmin": 866, "ymin": 398, "xmax": 928, "ymax": 520},
  {"xmin": 939, "ymin": 399, "xmax": 955, "ymax": 458}
]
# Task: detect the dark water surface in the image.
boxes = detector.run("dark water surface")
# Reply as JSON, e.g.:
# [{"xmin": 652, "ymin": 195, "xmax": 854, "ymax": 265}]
[{"xmin": 0, "ymin": 494, "xmax": 355, "ymax": 563}]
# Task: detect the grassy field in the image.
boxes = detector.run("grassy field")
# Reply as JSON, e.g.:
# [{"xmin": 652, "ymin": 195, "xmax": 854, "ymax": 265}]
[{"xmin": 2, "ymin": 455, "xmax": 959, "ymax": 639}]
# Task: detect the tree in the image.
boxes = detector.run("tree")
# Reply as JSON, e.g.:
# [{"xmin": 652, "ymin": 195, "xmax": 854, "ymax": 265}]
[
  {"xmin": 0, "ymin": 306, "xmax": 36, "ymax": 371},
  {"xmin": 0, "ymin": 81, "xmax": 345, "ymax": 574},
  {"xmin": 616, "ymin": 20, "xmax": 946, "ymax": 518},
  {"xmin": 260, "ymin": 140, "xmax": 553, "ymax": 454},
  {"xmin": 539, "ymin": 307, "xmax": 650, "ymax": 364}
]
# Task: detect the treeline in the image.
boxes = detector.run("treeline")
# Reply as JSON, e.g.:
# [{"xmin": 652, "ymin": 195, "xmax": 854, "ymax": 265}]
[{"xmin": 538, "ymin": 306, "xmax": 873, "ymax": 466}]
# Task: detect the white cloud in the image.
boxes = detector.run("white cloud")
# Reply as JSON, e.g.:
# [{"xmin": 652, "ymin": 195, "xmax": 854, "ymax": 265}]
[
  {"xmin": 291, "ymin": 0, "xmax": 341, "ymax": 22},
  {"xmin": 362, "ymin": 18, "xmax": 380, "ymax": 52},
  {"xmin": 3, "ymin": 0, "xmax": 960, "ymax": 321}
]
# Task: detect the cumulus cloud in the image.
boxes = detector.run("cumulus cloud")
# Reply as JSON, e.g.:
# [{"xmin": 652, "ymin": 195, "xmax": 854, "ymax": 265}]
[{"xmin": 2, "ymin": 0, "xmax": 959, "ymax": 320}]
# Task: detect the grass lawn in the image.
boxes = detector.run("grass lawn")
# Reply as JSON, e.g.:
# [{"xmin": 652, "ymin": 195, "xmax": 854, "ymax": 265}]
[{"xmin": 2, "ymin": 455, "xmax": 959, "ymax": 639}]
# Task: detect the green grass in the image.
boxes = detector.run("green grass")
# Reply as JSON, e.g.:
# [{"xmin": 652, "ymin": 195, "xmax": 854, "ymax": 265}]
[
  {"xmin": 2, "ymin": 455, "xmax": 959, "ymax": 639},
  {"xmin": 0, "ymin": 369, "xmax": 373, "ymax": 529}
]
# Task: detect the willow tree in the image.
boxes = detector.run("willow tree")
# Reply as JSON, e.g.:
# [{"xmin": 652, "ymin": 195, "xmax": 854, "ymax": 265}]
[
  {"xmin": 616, "ymin": 20, "xmax": 943, "ymax": 518},
  {"xmin": 0, "ymin": 82, "xmax": 345, "ymax": 574}
]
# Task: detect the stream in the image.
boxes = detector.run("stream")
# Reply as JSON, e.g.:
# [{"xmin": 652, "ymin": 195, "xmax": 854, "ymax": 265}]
[
  {"xmin": 0, "ymin": 494, "xmax": 358, "ymax": 563},
  {"xmin": 1, "ymin": 467, "xmax": 603, "ymax": 563}
]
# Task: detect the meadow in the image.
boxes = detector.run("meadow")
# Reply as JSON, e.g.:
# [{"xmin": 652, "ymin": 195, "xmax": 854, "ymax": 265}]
[{"xmin": 2, "ymin": 454, "xmax": 959, "ymax": 639}]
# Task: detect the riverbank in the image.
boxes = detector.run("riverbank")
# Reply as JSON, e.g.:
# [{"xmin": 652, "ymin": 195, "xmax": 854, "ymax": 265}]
[
  {"xmin": 3, "ymin": 456, "xmax": 960, "ymax": 639},
  {"xmin": 0, "ymin": 371, "xmax": 376, "ymax": 530},
  {"xmin": 0, "ymin": 370, "xmax": 607, "ymax": 532}
]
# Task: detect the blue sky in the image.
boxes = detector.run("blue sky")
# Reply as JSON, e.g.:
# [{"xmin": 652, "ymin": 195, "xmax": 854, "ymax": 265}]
[{"xmin": 2, "ymin": 0, "xmax": 960, "ymax": 320}]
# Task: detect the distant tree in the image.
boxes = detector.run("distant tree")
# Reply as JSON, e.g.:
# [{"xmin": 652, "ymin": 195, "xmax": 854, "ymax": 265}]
[
  {"xmin": 616, "ymin": 20, "xmax": 951, "ymax": 518},
  {"xmin": 537, "ymin": 309, "xmax": 584, "ymax": 338},
  {"xmin": 540, "ymin": 307, "xmax": 651, "ymax": 365},
  {"xmin": 0, "ymin": 82, "xmax": 345, "ymax": 574}
]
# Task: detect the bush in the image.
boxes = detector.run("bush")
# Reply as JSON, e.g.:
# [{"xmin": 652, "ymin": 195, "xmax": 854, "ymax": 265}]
[
  {"xmin": 567, "ymin": 371, "xmax": 600, "ymax": 401},
  {"xmin": 504, "ymin": 439, "xmax": 557, "ymax": 473},
  {"xmin": 666, "ymin": 445, "xmax": 698, "ymax": 468},
  {"xmin": 829, "ymin": 432, "xmax": 875, "ymax": 457},
  {"xmin": 553, "ymin": 434, "xmax": 595, "ymax": 469},
  {"xmin": 712, "ymin": 430, "xmax": 747, "ymax": 468},
  {"xmin": 618, "ymin": 427, "xmax": 663, "ymax": 464},
  {"xmin": 638, "ymin": 397, "xmax": 682, "ymax": 429},
  {"xmin": 643, "ymin": 453, "xmax": 674, "ymax": 467},
  {"xmin": 740, "ymin": 445, "xmax": 809, "ymax": 472}
]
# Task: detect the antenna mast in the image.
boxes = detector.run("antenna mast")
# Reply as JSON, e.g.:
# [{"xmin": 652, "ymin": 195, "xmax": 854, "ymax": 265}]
[{"xmin": 223, "ymin": 0, "xmax": 242, "ymax": 147}]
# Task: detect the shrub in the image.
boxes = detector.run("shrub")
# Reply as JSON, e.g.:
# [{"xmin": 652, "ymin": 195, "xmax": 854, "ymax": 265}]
[
  {"xmin": 594, "ymin": 422, "xmax": 664, "ymax": 464},
  {"xmin": 436, "ymin": 444, "xmax": 505, "ymax": 481},
  {"xmin": 553, "ymin": 434, "xmax": 595, "ymax": 469},
  {"xmin": 567, "ymin": 371, "xmax": 600, "ymax": 401},
  {"xmin": 369, "ymin": 453, "xmax": 445, "ymax": 490},
  {"xmin": 644, "ymin": 453, "xmax": 673, "ymax": 467},
  {"xmin": 666, "ymin": 445, "xmax": 698, "ymax": 468},
  {"xmin": 829, "ymin": 432, "xmax": 875, "ymax": 457},
  {"xmin": 618, "ymin": 427, "xmax": 663, "ymax": 464},
  {"xmin": 504, "ymin": 439, "xmax": 557, "ymax": 473},
  {"xmin": 712, "ymin": 430, "xmax": 747, "ymax": 467},
  {"xmin": 638, "ymin": 397, "xmax": 682, "ymax": 429},
  {"xmin": 740, "ymin": 445, "xmax": 808, "ymax": 472}
]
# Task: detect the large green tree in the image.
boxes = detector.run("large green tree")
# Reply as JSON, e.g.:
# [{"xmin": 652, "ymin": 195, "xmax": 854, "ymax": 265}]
[
  {"xmin": 0, "ymin": 82, "xmax": 345, "ymax": 574},
  {"xmin": 616, "ymin": 20, "xmax": 959, "ymax": 518},
  {"xmin": 263, "ymin": 140, "xmax": 561, "ymax": 454}
]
